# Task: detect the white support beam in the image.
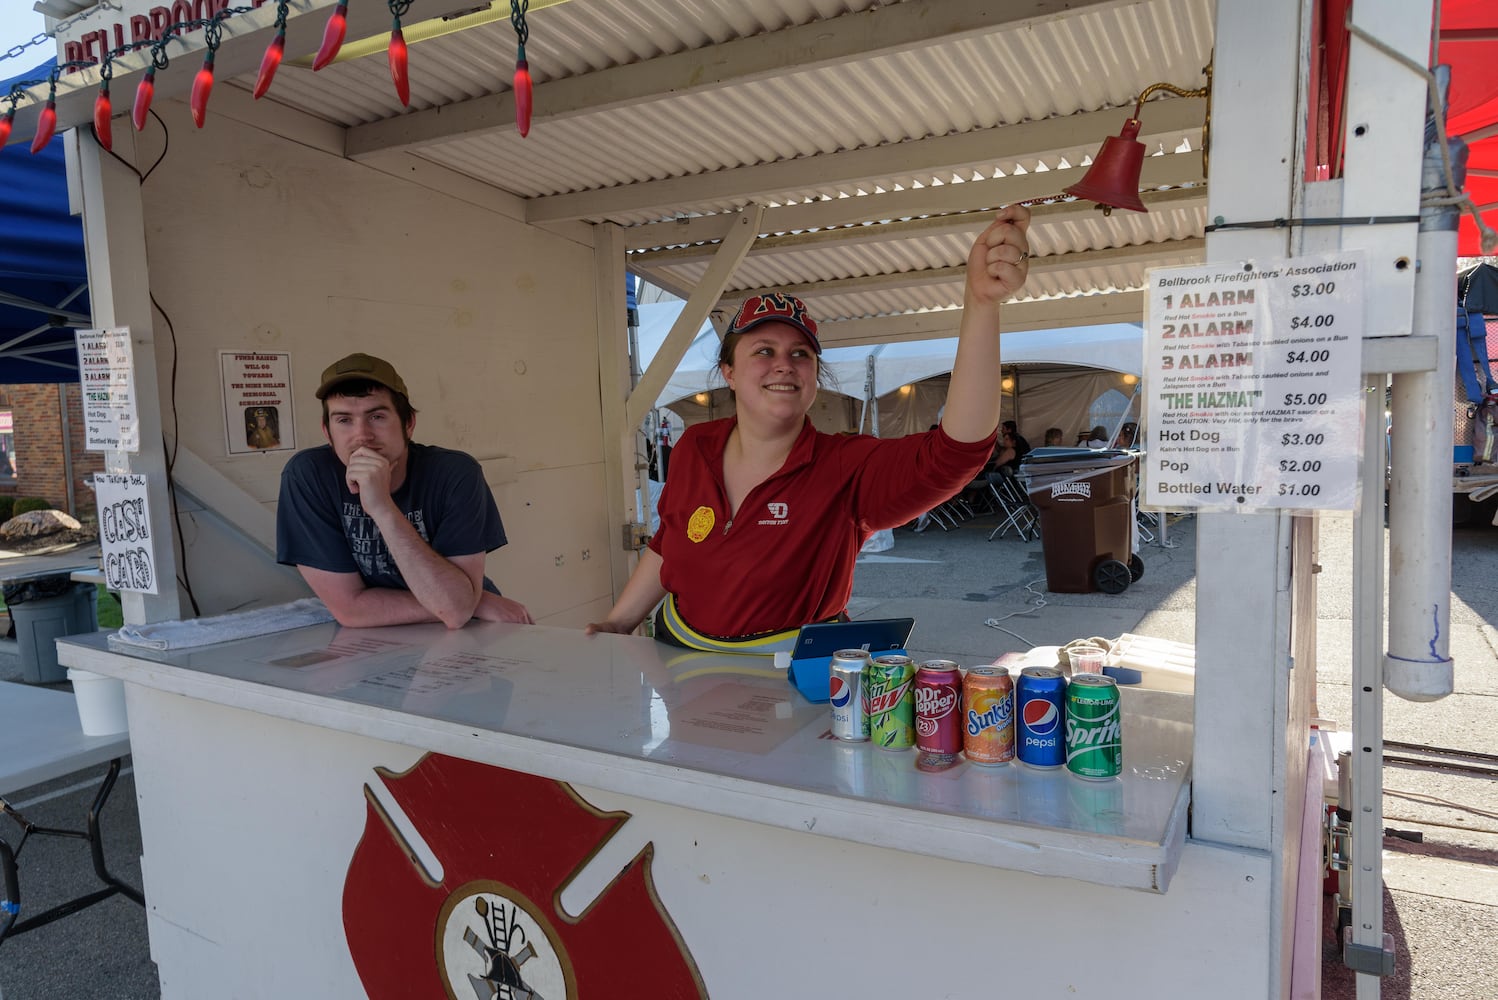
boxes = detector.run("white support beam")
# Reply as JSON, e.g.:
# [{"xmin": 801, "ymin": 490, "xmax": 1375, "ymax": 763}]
[
  {"xmin": 626, "ymin": 206, "xmax": 765, "ymax": 433},
  {"xmin": 72, "ymin": 129, "xmax": 183, "ymax": 624},
  {"xmin": 1189, "ymin": 17, "xmax": 1306, "ymax": 996},
  {"xmin": 623, "ymin": 153, "xmax": 1205, "ymax": 252},
  {"xmin": 718, "ymin": 240, "xmax": 1204, "ymax": 306},
  {"xmin": 167, "ymin": 447, "xmax": 277, "ymax": 554},
  {"xmin": 592, "ymin": 222, "xmax": 635, "ymax": 596},
  {"xmin": 630, "ymin": 187, "xmax": 1207, "ymax": 268},
  {"xmin": 529, "ymin": 99, "xmax": 1207, "ymax": 225},
  {"xmin": 346, "ymin": 0, "xmax": 1130, "ymax": 158},
  {"xmin": 817, "ymin": 291, "xmax": 1146, "ymax": 348}
]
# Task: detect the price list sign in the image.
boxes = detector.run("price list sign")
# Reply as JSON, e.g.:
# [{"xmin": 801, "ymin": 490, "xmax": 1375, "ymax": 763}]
[
  {"xmin": 75, "ymin": 326, "xmax": 140, "ymax": 452},
  {"xmin": 1143, "ymin": 252, "xmax": 1364, "ymax": 511}
]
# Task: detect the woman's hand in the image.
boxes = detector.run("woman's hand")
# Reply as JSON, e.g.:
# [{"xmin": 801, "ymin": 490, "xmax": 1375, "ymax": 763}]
[
  {"xmin": 585, "ymin": 619, "xmax": 636, "ymax": 636},
  {"xmin": 966, "ymin": 204, "xmax": 1031, "ymax": 307}
]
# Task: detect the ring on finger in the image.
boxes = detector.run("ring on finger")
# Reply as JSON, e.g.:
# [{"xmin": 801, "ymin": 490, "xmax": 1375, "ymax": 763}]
[{"xmin": 1017, "ymin": 250, "xmax": 1031, "ymax": 262}]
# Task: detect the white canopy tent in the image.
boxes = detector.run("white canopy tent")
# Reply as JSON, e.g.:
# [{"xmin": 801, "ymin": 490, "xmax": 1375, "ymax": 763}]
[{"xmin": 635, "ymin": 301, "xmax": 1144, "ymax": 442}]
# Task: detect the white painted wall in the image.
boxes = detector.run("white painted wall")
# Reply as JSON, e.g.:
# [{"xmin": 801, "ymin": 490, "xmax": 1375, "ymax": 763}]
[{"xmin": 130, "ymin": 100, "xmax": 616, "ymax": 626}]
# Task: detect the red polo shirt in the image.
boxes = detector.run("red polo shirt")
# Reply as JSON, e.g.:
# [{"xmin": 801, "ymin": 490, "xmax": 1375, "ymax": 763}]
[{"xmin": 648, "ymin": 418, "xmax": 995, "ymax": 639}]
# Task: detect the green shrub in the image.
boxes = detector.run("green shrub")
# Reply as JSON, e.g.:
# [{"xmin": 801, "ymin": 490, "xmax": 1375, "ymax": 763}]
[
  {"xmin": 0, "ymin": 496, "xmax": 12, "ymax": 522},
  {"xmin": 13, "ymin": 497, "xmax": 51, "ymax": 516}
]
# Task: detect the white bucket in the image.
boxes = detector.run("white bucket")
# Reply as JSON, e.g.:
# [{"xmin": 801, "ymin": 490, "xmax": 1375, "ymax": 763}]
[{"xmin": 67, "ymin": 669, "xmax": 129, "ymax": 735}]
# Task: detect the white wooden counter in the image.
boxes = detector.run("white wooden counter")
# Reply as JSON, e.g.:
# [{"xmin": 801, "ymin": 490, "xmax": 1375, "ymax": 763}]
[{"xmin": 58, "ymin": 623, "xmax": 1272, "ymax": 999}]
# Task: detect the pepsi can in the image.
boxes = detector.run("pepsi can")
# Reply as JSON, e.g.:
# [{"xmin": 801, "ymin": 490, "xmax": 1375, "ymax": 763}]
[
  {"xmin": 829, "ymin": 649, "xmax": 871, "ymax": 742},
  {"xmin": 1016, "ymin": 666, "xmax": 1066, "ymax": 768}
]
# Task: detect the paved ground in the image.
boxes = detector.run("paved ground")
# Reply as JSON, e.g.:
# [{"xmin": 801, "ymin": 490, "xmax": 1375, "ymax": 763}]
[{"xmin": 1, "ymin": 515, "xmax": 1495, "ymax": 998}]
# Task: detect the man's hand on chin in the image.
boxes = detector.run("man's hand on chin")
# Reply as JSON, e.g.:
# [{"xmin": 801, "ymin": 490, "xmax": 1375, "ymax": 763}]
[{"xmin": 344, "ymin": 447, "xmax": 394, "ymax": 499}]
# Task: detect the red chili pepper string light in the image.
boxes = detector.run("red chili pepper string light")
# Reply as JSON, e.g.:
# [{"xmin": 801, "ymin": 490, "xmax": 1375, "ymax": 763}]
[
  {"xmin": 510, "ymin": 0, "xmax": 533, "ymax": 137},
  {"xmin": 313, "ymin": 0, "xmax": 350, "ymax": 71},
  {"xmin": 0, "ymin": 108, "xmax": 15, "ymax": 153},
  {"xmin": 255, "ymin": 28, "xmax": 286, "ymax": 99},
  {"xmin": 93, "ymin": 80, "xmax": 113, "ymax": 151},
  {"xmin": 255, "ymin": 0, "xmax": 292, "ymax": 99},
  {"xmin": 133, "ymin": 67, "xmax": 157, "ymax": 132},
  {"xmin": 30, "ymin": 82, "xmax": 57, "ymax": 155},
  {"xmin": 190, "ymin": 50, "xmax": 215, "ymax": 128},
  {"xmin": 189, "ymin": 16, "xmax": 228, "ymax": 129},
  {"xmin": 387, "ymin": 0, "xmax": 414, "ymax": 106},
  {"xmin": 388, "ymin": 26, "xmax": 410, "ymax": 105}
]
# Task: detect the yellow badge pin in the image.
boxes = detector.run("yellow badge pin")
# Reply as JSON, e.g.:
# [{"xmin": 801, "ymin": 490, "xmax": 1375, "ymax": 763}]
[{"xmin": 686, "ymin": 505, "xmax": 715, "ymax": 542}]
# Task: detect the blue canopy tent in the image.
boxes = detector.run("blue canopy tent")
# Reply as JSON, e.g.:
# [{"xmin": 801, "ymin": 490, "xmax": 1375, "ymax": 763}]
[{"xmin": 0, "ymin": 57, "xmax": 88, "ymax": 384}]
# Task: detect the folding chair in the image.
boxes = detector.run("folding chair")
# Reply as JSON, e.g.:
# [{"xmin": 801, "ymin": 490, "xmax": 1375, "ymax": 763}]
[{"xmin": 986, "ymin": 470, "xmax": 1039, "ymax": 541}]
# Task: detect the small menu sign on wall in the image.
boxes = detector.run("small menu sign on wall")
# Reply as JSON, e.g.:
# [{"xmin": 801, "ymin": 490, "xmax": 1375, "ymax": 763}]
[{"xmin": 76, "ymin": 327, "xmax": 140, "ymax": 452}]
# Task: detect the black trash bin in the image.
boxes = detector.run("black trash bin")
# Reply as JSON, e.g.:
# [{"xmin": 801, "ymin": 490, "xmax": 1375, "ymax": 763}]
[
  {"xmin": 4, "ymin": 576, "xmax": 99, "ymax": 683},
  {"xmin": 1020, "ymin": 448, "xmax": 1142, "ymax": 594}
]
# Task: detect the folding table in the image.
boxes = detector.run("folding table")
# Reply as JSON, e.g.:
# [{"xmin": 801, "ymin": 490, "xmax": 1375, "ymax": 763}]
[{"xmin": 0, "ymin": 681, "xmax": 141, "ymax": 943}]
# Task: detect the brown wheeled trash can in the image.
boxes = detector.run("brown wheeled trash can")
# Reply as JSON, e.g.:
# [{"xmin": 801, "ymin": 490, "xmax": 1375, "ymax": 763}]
[{"xmin": 1020, "ymin": 449, "xmax": 1142, "ymax": 594}]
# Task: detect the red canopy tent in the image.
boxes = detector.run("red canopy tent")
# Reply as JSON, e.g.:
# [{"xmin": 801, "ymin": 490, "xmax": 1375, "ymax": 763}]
[
  {"xmin": 1312, "ymin": 0, "xmax": 1498, "ymax": 256},
  {"xmin": 1441, "ymin": 0, "xmax": 1498, "ymax": 257}
]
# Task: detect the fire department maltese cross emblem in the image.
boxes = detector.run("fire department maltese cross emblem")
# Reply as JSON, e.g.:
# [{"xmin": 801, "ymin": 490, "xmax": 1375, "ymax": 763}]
[{"xmin": 343, "ymin": 753, "xmax": 706, "ymax": 999}]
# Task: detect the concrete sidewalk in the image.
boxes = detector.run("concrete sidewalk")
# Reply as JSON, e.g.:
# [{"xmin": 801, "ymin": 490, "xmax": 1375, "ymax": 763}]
[{"xmin": 2, "ymin": 516, "xmax": 1495, "ymax": 998}]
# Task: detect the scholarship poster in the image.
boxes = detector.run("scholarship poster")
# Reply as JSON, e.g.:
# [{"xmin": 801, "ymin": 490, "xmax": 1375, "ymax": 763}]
[
  {"xmin": 220, "ymin": 351, "xmax": 295, "ymax": 455},
  {"xmin": 76, "ymin": 327, "xmax": 140, "ymax": 452},
  {"xmin": 94, "ymin": 473, "xmax": 158, "ymax": 594},
  {"xmin": 1142, "ymin": 252, "xmax": 1366, "ymax": 512}
]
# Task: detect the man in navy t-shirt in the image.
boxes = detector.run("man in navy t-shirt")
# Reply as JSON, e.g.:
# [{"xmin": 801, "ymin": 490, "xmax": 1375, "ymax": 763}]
[{"xmin": 276, "ymin": 352, "xmax": 532, "ymax": 628}]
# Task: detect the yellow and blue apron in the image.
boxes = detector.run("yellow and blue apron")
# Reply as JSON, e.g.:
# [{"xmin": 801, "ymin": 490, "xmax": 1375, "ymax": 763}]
[{"xmin": 654, "ymin": 593, "xmax": 844, "ymax": 654}]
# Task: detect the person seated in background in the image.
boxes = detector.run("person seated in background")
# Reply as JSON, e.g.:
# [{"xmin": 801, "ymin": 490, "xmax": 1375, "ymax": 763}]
[
  {"xmin": 1000, "ymin": 420, "xmax": 1030, "ymax": 470},
  {"xmin": 1085, "ymin": 425, "xmax": 1110, "ymax": 448},
  {"xmin": 1117, "ymin": 421, "xmax": 1139, "ymax": 448},
  {"xmin": 1043, "ymin": 427, "xmax": 1064, "ymax": 447}
]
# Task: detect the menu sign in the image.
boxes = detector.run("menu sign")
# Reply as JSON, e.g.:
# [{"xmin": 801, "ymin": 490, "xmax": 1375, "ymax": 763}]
[
  {"xmin": 1143, "ymin": 253, "xmax": 1364, "ymax": 511},
  {"xmin": 76, "ymin": 327, "xmax": 140, "ymax": 452}
]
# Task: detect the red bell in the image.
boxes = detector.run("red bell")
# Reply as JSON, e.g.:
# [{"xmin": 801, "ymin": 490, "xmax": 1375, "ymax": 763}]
[{"xmin": 1063, "ymin": 117, "xmax": 1148, "ymax": 214}]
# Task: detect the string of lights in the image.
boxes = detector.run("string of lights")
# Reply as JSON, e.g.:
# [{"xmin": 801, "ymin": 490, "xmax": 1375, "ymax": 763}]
[{"xmin": 2, "ymin": 0, "xmax": 542, "ymax": 158}]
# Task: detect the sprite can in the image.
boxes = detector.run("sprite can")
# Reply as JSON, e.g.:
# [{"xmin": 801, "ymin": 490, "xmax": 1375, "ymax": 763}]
[
  {"xmin": 1064, "ymin": 674, "xmax": 1121, "ymax": 780},
  {"xmin": 866, "ymin": 655, "xmax": 916, "ymax": 751}
]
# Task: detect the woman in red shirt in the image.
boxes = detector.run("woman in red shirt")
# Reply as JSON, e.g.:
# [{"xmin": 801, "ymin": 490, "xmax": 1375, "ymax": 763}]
[{"xmin": 587, "ymin": 207, "xmax": 1032, "ymax": 650}]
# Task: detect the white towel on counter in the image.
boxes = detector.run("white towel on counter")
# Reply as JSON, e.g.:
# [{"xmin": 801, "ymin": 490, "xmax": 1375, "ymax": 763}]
[{"xmin": 110, "ymin": 598, "xmax": 335, "ymax": 651}]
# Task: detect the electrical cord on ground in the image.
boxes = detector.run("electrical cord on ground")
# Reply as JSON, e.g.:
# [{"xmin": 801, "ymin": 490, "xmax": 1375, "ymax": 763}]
[
  {"xmin": 981, "ymin": 578, "xmax": 1048, "ymax": 646},
  {"xmin": 1384, "ymin": 787, "xmax": 1498, "ymax": 825}
]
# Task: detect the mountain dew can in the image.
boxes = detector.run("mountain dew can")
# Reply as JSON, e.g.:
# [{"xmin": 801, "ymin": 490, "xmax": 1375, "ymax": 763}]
[
  {"xmin": 867, "ymin": 655, "xmax": 916, "ymax": 750},
  {"xmin": 1064, "ymin": 674, "xmax": 1122, "ymax": 780}
]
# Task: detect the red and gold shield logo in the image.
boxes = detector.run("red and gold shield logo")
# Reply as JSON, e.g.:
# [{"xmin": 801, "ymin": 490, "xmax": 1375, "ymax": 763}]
[{"xmin": 343, "ymin": 753, "xmax": 706, "ymax": 999}]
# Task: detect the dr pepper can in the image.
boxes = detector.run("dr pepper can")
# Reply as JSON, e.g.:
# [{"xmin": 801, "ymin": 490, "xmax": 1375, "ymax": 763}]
[{"xmin": 914, "ymin": 660, "xmax": 963, "ymax": 755}]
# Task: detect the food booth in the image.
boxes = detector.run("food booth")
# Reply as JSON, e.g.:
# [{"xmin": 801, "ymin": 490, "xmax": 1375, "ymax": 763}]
[{"xmin": 0, "ymin": 0, "xmax": 1474, "ymax": 994}]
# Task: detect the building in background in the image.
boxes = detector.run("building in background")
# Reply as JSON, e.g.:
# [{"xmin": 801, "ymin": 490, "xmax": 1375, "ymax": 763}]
[{"xmin": 0, "ymin": 382, "xmax": 103, "ymax": 520}]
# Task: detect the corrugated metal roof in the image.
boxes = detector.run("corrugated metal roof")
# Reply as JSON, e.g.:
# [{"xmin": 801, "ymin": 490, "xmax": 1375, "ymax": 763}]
[{"xmin": 21, "ymin": 0, "xmax": 1217, "ymax": 342}]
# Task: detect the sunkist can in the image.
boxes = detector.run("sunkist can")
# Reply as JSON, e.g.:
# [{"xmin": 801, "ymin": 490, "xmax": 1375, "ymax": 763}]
[
  {"xmin": 914, "ymin": 660, "xmax": 963, "ymax": 755},
  {"xmin": 829, "ymin": 649, "xmax": 871, "ymax": 742},
  {"xmin": 866, "ymin": 654, "xmax": 916, "ymax": 751},
  {"xmin": 1065, "ymin": 673, "xmax": 1122, "ymax": 780},
  {"xmin": 962, "ymin": 665, "xmax": 1015, "ymax": 765},
  {"xmin": 1016, "ymin": 666, "xmax": 1067, "ymax": 768}
]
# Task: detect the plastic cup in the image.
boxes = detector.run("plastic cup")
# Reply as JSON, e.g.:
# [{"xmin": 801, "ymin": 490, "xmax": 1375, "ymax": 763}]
[
  {"xmin": 1069, "ymin": 644, "xmax": 1106, "ymax": 675},
  {"xmin": 67, "ymin": 669, "xmax": 129, "ymax": 735}
]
